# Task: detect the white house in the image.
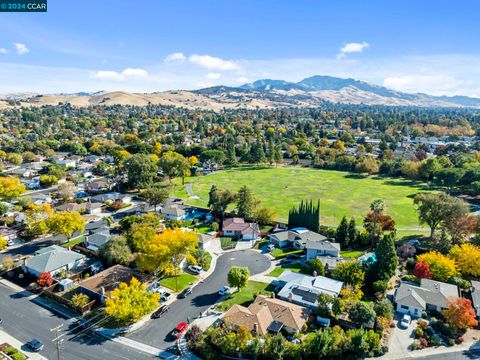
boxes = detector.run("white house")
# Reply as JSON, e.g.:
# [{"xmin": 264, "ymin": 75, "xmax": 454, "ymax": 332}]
[
  {"xmin": 84, "ymin": 230, "xmax": 111, "ymax": 251},
  {"xmin": 222, "ymin": 218, "xmax": 259, "ymax": 241},
  {"xmin": 269, "ymin": 228, "xmax": 326, "ymax": 249},
  {"xmin": 305, "ymin": 240, "xmax": 341, "ymax": 261},
  {"xmin": 161, "ymin": 205, "xmax": 186, "ymax": 220},
  {"xmin": 471, "ymin": 281, "xmax": 480, "ymax": 318},
  {"xmin": 394, "ymin": 279, "xmax": 459, "ymax": 317},
  {"xmin": 197, "ymin": 233, "xmax": 213, "ymax": 250}
]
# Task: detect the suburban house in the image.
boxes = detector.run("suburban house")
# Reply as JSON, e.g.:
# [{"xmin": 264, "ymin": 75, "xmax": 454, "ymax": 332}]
[
  {"xmin": 222, "ymin": 217, "xmax": 259, "ymax": 241},
  {"xmin": 84, "ymin": 229, "xmax": 111, "ymax": 252},
  {"xmin": 85, "ymin": 219, "xmax": 109, "ymax": 233},
  {"xmin": 56, "ymin": 202, "xmax": 87, "ymax": 213},
  {"xmin": 86, "ymin": 179, "xmax": 114, "ymax": 193},
  {"xmin": 471, "ymin": 281, "xmax": 480, "ymax": 318},
  {"xmin": 90, "ymin": 192, "xmax": 131, "ymax": 204},
  {"xmin": 86, "ymin": 202, "xmax": 103, "ymax": 215},
  {"xmin": 277, "ymin": 270, "xmax": 344, "ymax": 309},
  {"xmin": 305, "ymin": 240, "xmax": 341, "ymax": 261},
  {"xmin": 394, "ymin": 279, "xmax": 460, "ymax": 317},
  {"xmin": 269, "ymin": 228, "xmax": 327, "ymax": 250},
  {"xmin": 0, "ymin": 227, "xmax": 20, "ymax": 242},
  {"xmin": 79, "ymin": 265, "xmax": 152, "ymax": 304},
  {"xmin": 222, "ymin": 294, "xmax": 311, "ymax": 336},
  {"xmin": 197, "ymin": 233, "xmax": 213, "ymax": 250},
  {"xmin": 161, "ymin": 204, "xmax": 186, "ymax": 220},
  {"xmin": 23, "ymin": 245, "xmax": 86, "ymax": 277}
]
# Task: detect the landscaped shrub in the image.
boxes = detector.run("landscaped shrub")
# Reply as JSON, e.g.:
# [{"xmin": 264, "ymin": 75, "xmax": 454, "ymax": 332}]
[
  {"xmin": 411, "ymin": 339, "xmax": 423, "ymax": 350},
  {"xmin": 415, "ymin": 328, "xmax": 424, "ymax": 338},
  {"xmin": 419, "ymin": 338, "xmax": 429, "ymax": 347},
  {"xmin": 71, "ymin": 293, "xmax": 90, "ymax": 308}
]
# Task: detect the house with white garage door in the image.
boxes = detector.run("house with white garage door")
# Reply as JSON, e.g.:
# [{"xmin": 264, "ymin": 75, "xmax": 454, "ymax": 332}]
[{"xmin": 394, "ymin": 279, "xmax": 459, "ymax": 317}]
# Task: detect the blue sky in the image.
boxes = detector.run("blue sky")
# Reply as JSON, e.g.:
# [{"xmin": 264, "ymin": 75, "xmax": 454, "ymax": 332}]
[{"xmin": 1, "ymin": 0, "xmax": 480, "ymax": 95}]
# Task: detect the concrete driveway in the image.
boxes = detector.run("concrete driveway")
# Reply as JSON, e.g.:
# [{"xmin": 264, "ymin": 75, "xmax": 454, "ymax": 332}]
[
  {"xmin": 386, "ymin": 314, "xmax": 418, "ymax": 359},
  {"xmin": 125, "ymin": 249, "xmax": 271, "ymax": 353}
]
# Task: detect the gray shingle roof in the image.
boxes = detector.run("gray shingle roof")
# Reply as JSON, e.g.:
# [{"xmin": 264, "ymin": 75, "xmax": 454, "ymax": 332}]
[
  {"xmin": 395, "ymin": 279, "xmax": 459, "ymax": 310},
  {"xmin": 25, "ymin": 245, "xmax": 85, "ymax": 274}
]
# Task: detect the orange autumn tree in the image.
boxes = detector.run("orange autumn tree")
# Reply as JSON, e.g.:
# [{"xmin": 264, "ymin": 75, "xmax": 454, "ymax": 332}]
[{"xmin": 443, "ymin": 298, "xmax": 478, "ymax": 330}]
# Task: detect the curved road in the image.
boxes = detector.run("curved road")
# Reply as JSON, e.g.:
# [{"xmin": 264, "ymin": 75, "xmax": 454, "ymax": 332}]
[{"xmin": 126, "ymin": 249, "xmax": 270, "ymax": 352}]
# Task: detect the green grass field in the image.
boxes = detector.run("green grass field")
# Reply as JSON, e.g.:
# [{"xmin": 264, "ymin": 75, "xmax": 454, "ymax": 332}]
[
  {"xmin": 180, "ymin": 167, "xmax": 431, "ymax": 232},
  {"xmin": 160, "ymin": 272, "xmax": 197, "ymax": 292},
  {"xmin": 217, "ymin": 281, "xmax": 272, "ymax": 310}
]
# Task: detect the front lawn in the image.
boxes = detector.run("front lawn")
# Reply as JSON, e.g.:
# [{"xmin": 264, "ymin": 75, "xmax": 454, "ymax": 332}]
[
  {"xmin": 194, "ymin": 224, "xmax": 213, "ymax": 234},
  {"xmin": 220, "ymin": 237, "xmax": 237, "ymax": 250},
  {"xmin": 217, "ymin": 281, "xmax": 273, "ymax": 311},
  {"xmin": 61, "ymin": 235, "xmax": 85, "ymax": 248},
  {"xmin": 267, "ymin": 262, "xmax": 303, "ymax": 277},
  {"xmin": 160, "ymin": 272, "xmax": 197, "ymax": 292},
  {"xmin": 340, "ymin": 250, "xmax": 366, "ymax": 259},
  {"xmin": 254, "ymin": 239, "xmax": 269, "ymax": 250},
  {"xmin": 271, "ymin": 247, "xmax": 304, "ymax": 259}
]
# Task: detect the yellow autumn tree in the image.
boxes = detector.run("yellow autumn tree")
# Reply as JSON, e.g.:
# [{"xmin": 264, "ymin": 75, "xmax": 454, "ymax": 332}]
[
  {"xmin": 47, "ymin": 211, "xmax": 86, "ymax": 240},
  {"xmin": 137, "ymin": 228, "xmax": 198, "ymax": 274},
  {"xmin": 0, "ymin": 236, "xmax": 7, "ymax": 250},
  {"xmin": 25, "ymin": 203, "xmax": 54, "ymax": 236},
  {"xmin": 187, "ymin": 155, "xmax": 199, "ymax": 167},
  {"xmin": 105, "ymin": 277, "xmax": 159, "ymax": 324},
  {"xmin": 417, "ymin": 251, "xmax": 457, "ymax": 282},
  {"xmin": 448, "ymin": 243, "xmax": 480, "ymax": 277},
  {"xmin": 0, "ymin": 177, "xmax": 26, "ymax": 200}
]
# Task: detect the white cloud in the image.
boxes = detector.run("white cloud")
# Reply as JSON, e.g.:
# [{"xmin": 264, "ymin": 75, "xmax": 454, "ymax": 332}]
[
  {"xmin": 0, "ymin": 48, "xmax": 8, "ymax": 54},
  {"xmin": 164, "ymin": 52, "xmax": 186, "ymax": 63},
  {"xmin": 383, "ymin": 75, "xmax": 463, "ymax": 94},
  {"xmin": 337, "ymin": 42, "xmax": 369, "ymax": 59},
  {"xmin": 236, "ymin": 76, "xmax": 249, "ymax": 83},
  {"xmin": 13, "ymin": 43, "xmax": 29, "ymax": 55},
  {"xmin": 188, "ymin": 54, "xmax": 239, "ymax": 70},
  {"xmin": 206, "ymin": 72, "xmax": 221, "ymax": 80},
  {"xmin": 93, "ymin": 67, "xmax": 148, "ymax": 81}
]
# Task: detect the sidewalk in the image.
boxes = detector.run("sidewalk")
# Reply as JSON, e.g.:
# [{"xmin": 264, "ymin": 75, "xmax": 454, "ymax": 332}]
[
  {"xmin": 0, "ymin": 329, "xmax": 48, "ymax": 360},
  {"xmin": 381, "ymin": 338, "xmax": 480, "ymax": 359}
]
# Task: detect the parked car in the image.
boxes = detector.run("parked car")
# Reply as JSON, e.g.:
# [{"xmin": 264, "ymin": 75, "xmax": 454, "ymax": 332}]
[
  {"xmin": 399, "ymin": 314, "xmax": 411, "ymax": 328},
  {"xmin": 218, "ymin": 286, "xmax": 231, "ymax": 296},
  {"xmin": 267, "ymin": 244, "xmax": 275, "ymax": 252},
  {"xmin": 171, "ymin": 322, "xmax": 188, "ymax": 340},
  {"xmin": 26, "ymin": 339, "xmax": 44, "ymax": 352},
  {"xmin": 178, "ymin": 287, "xmax": 192, "ymax": 299},
  {"xmin": 161, "ymin": 291, "xmax": 172, "ymax": 302},
  {"xmin": 151, "ymin": 305, "xmax": 169, "ymax": 319},
  {"xmin": 6, "ymin": 240, "xmax": 14, "ymax": 246},
  {"xmin": 188, "ymin": 265, "xmax": 203, "ymax": 274}
]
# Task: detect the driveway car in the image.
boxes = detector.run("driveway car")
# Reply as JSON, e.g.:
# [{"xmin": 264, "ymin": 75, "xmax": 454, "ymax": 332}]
[
  {"xmin": 399, "ymin": 314, "xmax": 411, "ymax": 328},
  {"xmin": 267, "ymin": 244, "xmax": 275, "ymax": 252},
  {"xmin": 178, "ymin": 287, "xmax": 192, "ymax": 299},
  {"xmin": 188, "ymin": 265, "xmax": 203, "ymax": 274},
  {"xmin": 218, "ymin": 286, "xmax": 231, "ymax": 296},
  {"xmin": 26, "ymin": 339, "xmax": 44, "ymax": 352},
  {"xmin": 160, "ymin": 291, "xmax": 172, "ymax": 301},
  {"xmin": 151, "ymin": 305, "xmax": 169, "ymax": 319},
  {"xmin": 171, "ymin": 322, "xmax": 188, "ymax": 340}
]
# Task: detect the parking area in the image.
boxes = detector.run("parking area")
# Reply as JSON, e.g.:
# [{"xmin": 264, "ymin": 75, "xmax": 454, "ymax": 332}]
[{"xmin": 386, "ymin": 314, "xmax": 418, "ymax": 358}]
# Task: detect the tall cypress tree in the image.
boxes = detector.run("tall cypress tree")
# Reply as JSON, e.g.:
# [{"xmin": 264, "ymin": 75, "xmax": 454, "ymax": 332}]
[
  {"xmin": 374, "ymin": 233, "xmax": 398, "ymax": 281},
  {"xmin": 336, "ymin": 216, "xmax": 349, "ymax": 245},
  {"xmin": 347, "ymin": 217, "xmax": 357, "ymax": 248},
  {"xmin": 288, "ymin": 199, "xmax": 320, "ymax": 232}
]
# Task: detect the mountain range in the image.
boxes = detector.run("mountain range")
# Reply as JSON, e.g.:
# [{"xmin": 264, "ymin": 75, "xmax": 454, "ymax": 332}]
[{"xmin": 1, "ymin": 75, "xmax": 480, "ymax": 110}]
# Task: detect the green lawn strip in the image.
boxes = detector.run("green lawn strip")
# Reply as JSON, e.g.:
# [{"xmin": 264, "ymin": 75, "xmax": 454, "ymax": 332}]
[
  {"xmin": 267, "ymin": 263, "xmax": 303, "ymax": 277},
  {"xmin": 340, "ymin": 250, "xmax": 366, "ymax": 259},
  {"xmin": 271, "ymin": 247, "xmax": 304, "ymax": 259},
  {"xmin": 185, "ymin": 167, "xmax": 433, "ymax": 230},
  {"xmin": 217, "ymin": 281, "xmax": 272, "ymax": 310},
  {"xmin": 160, "ymin": 272, "xmax": 197, "ymax": 292},
  {"xmin": 61, "ymin": 235, "xmax": 85, "ymax": 248},
  {"xmin": 194, "ymin": 224, "xmax": 212, "ymax": 234},
  {"xmin": 220, "ymin": 237, "xmax": 237, "ymax": 250}
]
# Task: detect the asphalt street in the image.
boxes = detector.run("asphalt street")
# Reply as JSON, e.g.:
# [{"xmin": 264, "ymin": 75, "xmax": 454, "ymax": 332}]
[
  {"xmin": 0, "ymin": 282, "xmax": 155, "ymax": 360},
  {"xmin": 126, "ymin": 249, "xmax": 271, "ymax": 352}
]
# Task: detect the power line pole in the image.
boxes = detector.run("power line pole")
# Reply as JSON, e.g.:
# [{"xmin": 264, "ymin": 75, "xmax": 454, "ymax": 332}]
[{"xmin": 51, "ymin": 324, "xmax": 63, "ymax": 360}]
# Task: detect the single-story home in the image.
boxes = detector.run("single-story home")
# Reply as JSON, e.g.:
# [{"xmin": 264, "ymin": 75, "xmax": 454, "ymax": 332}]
[
  {"xmin": 56, "ymin": 202, "xmax": 88, "ymax": 212},
  {"xmin": 222, "ymin": 294, "xmax": 311, "ymax": 336},
  {"xmin": 277, "ymin": 270, "xmax": 344, "ymax": 309},
  {"xmin": 0, "ymin": 227, "xmax": 20, "ymax": 241},
  {"xmin": 305, "ymin": 240, "xmax": 341, "ymax": 261},
  {"xmin": 86, "ymin": 202, "xmax": 103, "ymax": 215},
  {"xmin": 471, "ymin": 281, "xmax": 480, "ymax": 318},
  {"xmin": 269, "ymin": 228, "xmax": 327, "ymax": 250},
  {"xmin": 23, "ymin": 245, "xmax": 86, "ymax": 277},
  {"xmin": 86, "ymin": 179, "xmax": 114, "ymax": 193},
  {"xmin": 79, "ymin": 265, "xmax": 152, "ymax": 303},
  {"xmin": 161, "ymin": 205, "xmax": 186, "ymax": 220},
  {"xmin": 394, "ymin": 279, "xmax": 459, "ymax": 317},
  {"xmin": 222, "ymin": 217, "xmax": 259, "ymax": 241},
  {"xmin": 85, "ymin": 219, "xmax": 109, "ymax": 233},
  {"xmin": 84, "ymin": 229, "xmax": 111, "ymax": 251}
]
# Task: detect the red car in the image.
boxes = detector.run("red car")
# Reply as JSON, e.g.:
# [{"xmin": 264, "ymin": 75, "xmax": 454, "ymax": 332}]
[{"xmin": 171, "ymin": 322, "xmax": 188, "ymax": 340}]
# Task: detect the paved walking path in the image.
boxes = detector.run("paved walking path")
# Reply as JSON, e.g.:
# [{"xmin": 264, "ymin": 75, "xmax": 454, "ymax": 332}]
[{"xmin": 0, "ymin": 329, "xmax": 48, "ymax": 360}]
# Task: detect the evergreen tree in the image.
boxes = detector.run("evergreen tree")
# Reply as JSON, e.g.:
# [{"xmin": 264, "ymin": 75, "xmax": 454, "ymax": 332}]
[
  {"xmin": 288, "ymin": 199, "xmax": 320, "ymax": 232},
  {"xmin": 373, "ymin": 233, "xmax": 398, "ymax": 281},
  {"xmin": 273, "ymin": 144, "xmax": 283, "ymax": 165},
  {"xmin": 236, "ymin": 185, "xmax": 255, "ymax": 219},
  {"xmin": 250, "ymin": 138, "xmax": 266, "ymax": 164},
  {"xmin": 226, "ymin": 141, "xmax": 237, "ymax": 166},
  {"xmin": 336, "ymin": 216, "xmax": 349, "ymax": 246},
  {"xmin": 268, "ymin": 138, "xmax": 275, "ymax": 165},
  {"xmin": 347, "ymin": 217, "xmax": 357, "ymax": 248}
]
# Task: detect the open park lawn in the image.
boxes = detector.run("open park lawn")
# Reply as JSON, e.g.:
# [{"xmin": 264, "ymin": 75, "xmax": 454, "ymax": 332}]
[
  {"xmin": 160, "ymin": 272, "xmax": 197, "ymax": 292},
  {"xmin": 181, "ymin": 167, "xmax": 431, "ymax": 233},
  {"xmin": 218, "ymin": 281, "xmax": 273, "ymax": 310}
]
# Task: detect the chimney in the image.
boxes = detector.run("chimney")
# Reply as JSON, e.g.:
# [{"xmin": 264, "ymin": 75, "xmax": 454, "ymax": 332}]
[
  {"xmin": 288, "ymin": 292, "xmax": 293, "ymax": 302},
  {"xmin": 253, "ymin": 323, "xmax": 258, "ymax": 334},
  {"xmin": 270, "ymin": 292, "xmax": 275, "ymax": 299},
  {"xmin": 312, "ymin": 270, "xmax": 317, "ymax": 277},
  {"xmin": 100, "ymin": 287, "xmax": 105, "ymax": 296}
]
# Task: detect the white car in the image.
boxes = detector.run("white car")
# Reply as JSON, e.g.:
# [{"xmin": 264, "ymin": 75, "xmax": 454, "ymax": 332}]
[
  {"xmin": 7, "ymin": 240, "xmax": 14, "ymax": 246},
  {"xmin": 218, "ymin": 286, "xmax": 231, "ymax": 296},
  {"xmin": 188, "ymin": 265, "xmax": 203, "ymax": 274},
  {"xmin": 399, "ymin": 314, "xmax": 411, "ymax": 328}
]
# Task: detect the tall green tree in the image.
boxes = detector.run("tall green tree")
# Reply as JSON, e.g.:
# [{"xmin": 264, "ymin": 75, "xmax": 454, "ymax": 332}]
[
  {"xmin": 208, "ymin": 185, "xmax": 236, "ymax": 218},
  {"xmin": 125, "ymin": 153, "xmax": 158, "ymax": 189},
  {"xmin": 347, "ymin": 217, "xmax": 357, "ymax": 248},
  {"xmin": 236, "ymin": 185, "xmax": 256, "ymax": 219},
  {"xmin": 158, "ymin": 151, "xmax": 190, "ymax": 185},
  {"xmin": 139, "ymin": 185, "xmax": 169, "ymax": 212},
  {"xmin": 372, "ymin": 233, "xmax": 398, "ymax": 281},
  {"xmin": 227, "ymin": 266, "xmax": 250, "ymax": 291},
  {"xmin": 336, "ymin": 216, "xmax": 349, "ymax": 246}
]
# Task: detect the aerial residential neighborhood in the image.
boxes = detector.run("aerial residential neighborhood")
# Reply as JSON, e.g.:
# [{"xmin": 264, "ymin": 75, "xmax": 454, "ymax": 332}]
[{"xmin": 1, "ymin": 1, "xmax": 480, "ymax": 360}]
